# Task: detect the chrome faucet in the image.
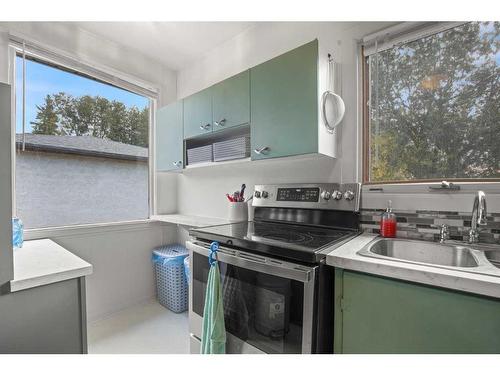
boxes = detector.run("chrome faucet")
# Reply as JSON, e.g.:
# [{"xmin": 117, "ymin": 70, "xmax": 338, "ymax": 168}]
[{"xmin": 469, "ymin": 190, "xmax": 487, "ymax": 244}]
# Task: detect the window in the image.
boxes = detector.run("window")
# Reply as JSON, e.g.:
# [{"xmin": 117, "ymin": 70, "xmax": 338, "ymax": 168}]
[
  {"xmin": 364, "ymin": 22, "xmax": 500, "ymax": 183},
  {"xmin": 14, "ymin": 52, "xmax": 153, "ymax": 229}
]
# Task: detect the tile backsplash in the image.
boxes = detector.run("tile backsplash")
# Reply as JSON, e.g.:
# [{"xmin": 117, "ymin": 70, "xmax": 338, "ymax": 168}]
[{"xmin": 361, "ymin": 209, "xmax": 500, "ymax": 245}]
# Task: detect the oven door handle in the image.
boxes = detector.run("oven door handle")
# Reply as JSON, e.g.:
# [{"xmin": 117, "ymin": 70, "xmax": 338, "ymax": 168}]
[{"xmin": 187, "ymin": 241, "xmax": 315, "ymax": 283}]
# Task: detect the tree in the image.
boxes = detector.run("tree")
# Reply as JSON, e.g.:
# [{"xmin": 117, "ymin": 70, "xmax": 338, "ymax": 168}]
[
  {"xmin": 369, "ymin": 21, "xmax": 500, "ymax": 181},
  {"xmin": 31, "ymin": 95, "xmax": 60, "ymax": 135},
  {"xmin": 31, "ymin": 93, "xmax": 149, "ymax": 147}
]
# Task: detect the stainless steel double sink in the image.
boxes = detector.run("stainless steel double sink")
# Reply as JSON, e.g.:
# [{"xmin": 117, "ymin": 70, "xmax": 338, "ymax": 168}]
[{"xmin": 358, "ymin": 237, "xmax": 500, "ymax": 277}]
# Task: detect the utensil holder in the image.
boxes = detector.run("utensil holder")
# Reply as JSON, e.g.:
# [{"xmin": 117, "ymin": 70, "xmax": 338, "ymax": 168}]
[{"xmin": 228, "ymin": 202, "xmax": 248, "ymax": 222}]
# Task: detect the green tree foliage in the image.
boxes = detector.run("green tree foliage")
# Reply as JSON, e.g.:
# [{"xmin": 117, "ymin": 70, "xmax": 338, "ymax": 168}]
[
  {"xmin": 31, "ymin": 93, "xmax": 149, "ymax": 147},
  {"xmin": 369, "ymin": 22, "xmax": 500, "ymax": 181},
  {"xmin": 31, "ymin": 95, "xmax": 60, "ymax": 135}
]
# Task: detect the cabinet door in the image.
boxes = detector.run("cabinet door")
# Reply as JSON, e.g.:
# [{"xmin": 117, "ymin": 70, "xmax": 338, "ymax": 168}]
[
  {"xmin": 250, "ymin": 40, "xmax": 318, "ymax": 160},
  {"xmin": 156, "ymin": 101, "xmax": 184, "ymax": 172},
  {"xmin": 335, "ymin": 269, "xmax": 500, "ymax": 354},
  {"xmin": 0, "ymin": 277, "xmax": 87, "ymax": 354},
  {"xmin": 183, "ymin": 88, "xmax": 212, "ymax": 139},
  {"xmin": 212, "ymin": 70, "xmax": 250, "ymax": 132}
]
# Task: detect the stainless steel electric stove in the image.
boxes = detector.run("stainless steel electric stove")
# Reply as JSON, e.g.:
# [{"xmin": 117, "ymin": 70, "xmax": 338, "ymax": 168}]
[{"xmin": 187, "ymin": 183, "xmax": 361, "ymax": 354}]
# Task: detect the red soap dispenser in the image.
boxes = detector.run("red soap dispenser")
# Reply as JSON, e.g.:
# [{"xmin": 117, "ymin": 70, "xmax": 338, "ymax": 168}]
[{"xmin": 380, "ymin": 200, "xmax": 397, "ymax": 238}]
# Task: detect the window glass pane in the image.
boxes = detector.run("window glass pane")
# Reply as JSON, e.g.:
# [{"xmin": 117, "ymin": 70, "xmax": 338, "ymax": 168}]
[
  {"xmin": 368, "ymin": 22, "xmax": 500, "ymax": 182},
  {"xmin": 15, "ymin": 56, "xmax": 150, "ymax": 228}
]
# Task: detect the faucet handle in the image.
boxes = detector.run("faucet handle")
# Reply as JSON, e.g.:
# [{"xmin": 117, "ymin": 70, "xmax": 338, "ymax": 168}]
[
  {"xmin": 469, "ymin": 228, "xmax": 480, "ymax": 244},
  {"xmin": 432, "ymin": 224, "xmax": 450, "ymax": 243},
  {"xmin": 440, "ymin": 224, "xmax": 450, "ymax": 240}
]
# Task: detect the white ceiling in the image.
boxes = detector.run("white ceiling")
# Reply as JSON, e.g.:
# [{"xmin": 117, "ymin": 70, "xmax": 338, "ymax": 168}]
[{"xmin": 74, "ymin": 22, "xmax": 256, "ymax": 71}]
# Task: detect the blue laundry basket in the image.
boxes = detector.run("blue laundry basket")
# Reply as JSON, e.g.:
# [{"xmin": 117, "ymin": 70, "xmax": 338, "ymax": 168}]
[
  {"xmin": 184, "ymin": 256, "xmax": 190, "ymax": 284},
  {"xmin": 152, "ymin": 244, "xmax": 189, "ymax": 313}
]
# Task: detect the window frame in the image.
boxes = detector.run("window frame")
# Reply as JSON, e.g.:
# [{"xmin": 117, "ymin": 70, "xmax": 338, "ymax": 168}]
[
  {"xmin": 361, "ymin": 22, "xmax": 500, "ymax": 186},
  {"xmin": 9, "ymin": 40, "xmax": 159, "ymax": 233}
]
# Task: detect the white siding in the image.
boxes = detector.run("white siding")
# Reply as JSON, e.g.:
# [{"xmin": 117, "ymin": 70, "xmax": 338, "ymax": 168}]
[{"xmin": 16, "ymin": 151, "xmax": 149, "ymax": 229}]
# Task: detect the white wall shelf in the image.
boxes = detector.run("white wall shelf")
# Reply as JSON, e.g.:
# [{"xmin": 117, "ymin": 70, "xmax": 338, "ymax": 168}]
[{"xmin": 151, "ymin": 214, "xmax": 229, "ymax": 228}]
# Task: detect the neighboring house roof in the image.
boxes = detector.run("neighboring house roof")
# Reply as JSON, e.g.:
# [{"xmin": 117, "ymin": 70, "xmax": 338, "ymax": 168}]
[{"xmin": 15, "ymin": 134, "xmax": 148, "ymax": 162}]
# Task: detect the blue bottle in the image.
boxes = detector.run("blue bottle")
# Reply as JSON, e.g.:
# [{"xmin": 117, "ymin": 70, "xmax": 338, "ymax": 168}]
[{"xmin": 12, "ymin": 217, "xmax": 24, "ymax": 249}]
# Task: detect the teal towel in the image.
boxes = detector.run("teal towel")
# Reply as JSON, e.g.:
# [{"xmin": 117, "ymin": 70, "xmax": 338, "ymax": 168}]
[{"xmin": 201, "ymin": 262, "xmax": 226, "ymax": 354}]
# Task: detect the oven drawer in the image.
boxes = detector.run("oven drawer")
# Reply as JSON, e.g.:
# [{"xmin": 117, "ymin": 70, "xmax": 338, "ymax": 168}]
[{"xmin": 187, "ymin": 240, "xmax": 317, "ymax": 354}]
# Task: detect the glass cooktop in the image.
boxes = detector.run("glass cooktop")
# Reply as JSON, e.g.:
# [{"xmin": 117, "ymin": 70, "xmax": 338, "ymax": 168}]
[{"xmin": 190, "ymin": 221, "xmax": 357, "ymax": 263}]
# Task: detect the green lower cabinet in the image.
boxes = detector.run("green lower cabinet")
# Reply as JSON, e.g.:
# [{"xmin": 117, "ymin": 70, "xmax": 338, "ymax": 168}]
[
  {"xmin": 212, "ymin": 70, "xmax": 250, "ymax": 132},
  {"xmin": 250, "ymin": 39, "xmax": 318, "ymax": 160},
  {"xmin": 156, "ymin": 101, "xmax": 184, "ymax": 172},
  {"xmin": 334, "ymin": 269, "xmax": 500, "ymax": 353}
]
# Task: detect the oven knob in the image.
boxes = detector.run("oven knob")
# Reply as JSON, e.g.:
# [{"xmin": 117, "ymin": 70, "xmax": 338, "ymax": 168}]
[
  {"xmin": 254, "ymin": 191, "xmax": 261, "ymax": 198},
  {"xmin": 344, "ymin": 190, "xmax": 355, "ymax": 201},
  {"xmin": 332, "ymin": 190, "xmax": 343, "ymax": 200},
  {"xmin": 321, "ymin": 191, "xmax": 331, "ymax": 201},
  {"xmin": 261, "ymin": 191, "xmax": 269, "ymax": 199}
]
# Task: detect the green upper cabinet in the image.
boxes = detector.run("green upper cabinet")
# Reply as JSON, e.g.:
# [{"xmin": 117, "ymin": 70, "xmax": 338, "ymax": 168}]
[
  {"xmin": 212, "ymin": 70, "xmax": 250, "ymax": 133},
  {"xmin": 250, "ymin": 39, "xmax": 318, "ymax": 160},
  {"xmin": 156, "ymin": 101, "xmax": 184, "ymax": 172},
  {"xmin": 183, "ymin": 88, "xmax": 212, "ymax": 139}
]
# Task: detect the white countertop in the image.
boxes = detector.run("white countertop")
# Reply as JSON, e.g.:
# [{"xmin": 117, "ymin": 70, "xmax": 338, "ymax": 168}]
[
  {"xmin": 151, "ymin": 214, "xmax": 229, "ymax": 228},
  {"xmin": 326, "ymin": 233, "xmax": 500, "ymax": 299},
  {"xmin": 10, "ymin": 239, "xmax": 93, "ymax": 292}
]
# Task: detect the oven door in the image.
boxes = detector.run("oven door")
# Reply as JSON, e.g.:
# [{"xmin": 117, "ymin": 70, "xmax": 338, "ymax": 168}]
[{"xmin": 187, "ymin": 240, "xmax": 317, "ymax": 354}]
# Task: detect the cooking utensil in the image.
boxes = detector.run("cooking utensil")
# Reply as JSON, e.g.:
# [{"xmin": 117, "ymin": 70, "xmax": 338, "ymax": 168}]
[
  {"xmin": 321, "ymin": 54, "xmax": 345, "ymax": 133},
  {"xmin": 239, "ymin": 184, "xmax": 246, "ymax": 201},
  {"xmin": 233, "ymin": 191, "xmax": 241, "ymax": 202}
]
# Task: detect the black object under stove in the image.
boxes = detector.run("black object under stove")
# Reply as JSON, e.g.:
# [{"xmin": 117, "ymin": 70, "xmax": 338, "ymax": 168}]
[{"xmin": 189, "ymin": 207, "xmax": 360, "ymax": 263}]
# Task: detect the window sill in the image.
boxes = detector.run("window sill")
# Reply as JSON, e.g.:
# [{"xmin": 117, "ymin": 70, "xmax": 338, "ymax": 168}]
[
  {"xmin": 23, "ymin": 219, "xmax": 172, "ymax": 241},
  {"xmin": 363, "ymin": 181, "xmax": 500, "ymax": 194},
  {"xmin": 362, "ymin": 182, "xmax": 500, "ymax": 213}
]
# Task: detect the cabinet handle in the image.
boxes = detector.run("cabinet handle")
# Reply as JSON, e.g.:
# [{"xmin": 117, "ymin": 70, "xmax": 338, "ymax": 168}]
[
  {"xmin": 199, "ymin": 123, "xmax": 211, "ymax": 130},
  {"xmin": 214, "ymin": 118, "xmax": 226, "ymax": 127},
  {"xmin": 172, "ymin": 160, "xmax": 183, "ymax": 167},
  {"xmin": 253, "ymin": 146, "xmax": 270, "ymax": 155}
]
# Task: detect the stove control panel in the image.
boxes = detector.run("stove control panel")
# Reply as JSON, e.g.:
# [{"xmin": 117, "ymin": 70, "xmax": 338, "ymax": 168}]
[
  {"xmin": 277, "ymin": 187, "xmax": 319, "ymax": 202},
  {"xmin": 253, "ymin": 183, "xmax": 361, "ymax": 211}
]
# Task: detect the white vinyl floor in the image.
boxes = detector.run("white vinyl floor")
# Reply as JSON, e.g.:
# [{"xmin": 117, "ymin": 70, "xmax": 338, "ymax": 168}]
[{"xmin": 87, "ymin": 300, "xmax": 190, "ymax": 354}]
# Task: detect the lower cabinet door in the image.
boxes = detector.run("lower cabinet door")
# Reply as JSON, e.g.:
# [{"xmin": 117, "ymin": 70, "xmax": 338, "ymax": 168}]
[
  {"xmin": 335, "ymin": 269, "xmax": 500, "ymax": 353},
  {"xmin": 0, "ymin": 277, "xmax": 87, "ymax": 354},
  {"xmin": 156, "ymin": 101, "xmax": 184, "ymax": 171}
]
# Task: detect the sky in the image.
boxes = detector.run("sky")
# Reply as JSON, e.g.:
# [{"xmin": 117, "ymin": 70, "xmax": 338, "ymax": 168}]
[{"xmin": 15, "ymin": 56, "xmax": 150, "ymax": 134}]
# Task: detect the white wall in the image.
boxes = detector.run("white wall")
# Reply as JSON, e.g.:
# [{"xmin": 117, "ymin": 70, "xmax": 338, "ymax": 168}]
[
  {"xmin": 50, "ymin": 222, "xmax": 177, "ymax": 321},
  {"xmin": 175, "ymin": 22, "xmax": 392, "ymax": 218},
  {"xmin": 156, "ymin": 172, "xmax": 179, "ymax": 214},
  {"xmin": 0, "ymin": 22, "xmax": 177, "ymax": 106},
  {"xmin": 16, "ymin": 151, "xmax": 149, "ymax": 229},
  {"xmin": 177, "ymin": 155, "xmax": 338, "ymax": 218}
]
